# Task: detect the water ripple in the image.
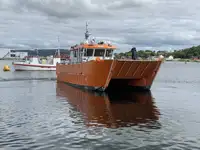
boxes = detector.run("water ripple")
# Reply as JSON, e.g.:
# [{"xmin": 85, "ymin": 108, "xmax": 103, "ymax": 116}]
[
  {"xmin": 0, "ymin": 62, "xmax": 200, "ymax": 149},
  {"xmin": 0, "ymin": 77, "xmax": 56, "ymax": 82}
]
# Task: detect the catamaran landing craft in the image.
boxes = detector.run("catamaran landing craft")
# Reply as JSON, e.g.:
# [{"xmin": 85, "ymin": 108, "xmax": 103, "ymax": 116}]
[{"xmin": 56, "ymin": 22, "xmax": 162, "ymax": 91}]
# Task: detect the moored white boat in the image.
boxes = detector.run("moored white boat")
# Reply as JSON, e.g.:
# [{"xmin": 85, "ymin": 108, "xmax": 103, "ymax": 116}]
[
  {"xmin": 12, "ymin": 56, "xmax": 61, "ymax": 71},
  {"xmin": 12, "ymin": 37, "xmax": 63, "ymax": 71}
]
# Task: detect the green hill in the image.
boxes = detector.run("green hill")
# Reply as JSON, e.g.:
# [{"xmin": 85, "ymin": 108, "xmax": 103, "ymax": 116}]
[{"xmin": 115, "ymin": 45, "xmax": 200, "ymax": 59}]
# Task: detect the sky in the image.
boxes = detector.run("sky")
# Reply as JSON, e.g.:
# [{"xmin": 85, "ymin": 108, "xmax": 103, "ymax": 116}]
[{"xmin": 0, "ymin": 0, "xmax": 200, "ymax": 55}]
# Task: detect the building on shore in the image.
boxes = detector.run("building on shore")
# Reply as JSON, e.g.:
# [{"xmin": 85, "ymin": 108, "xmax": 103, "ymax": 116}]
[{"xmin": 1, "ymin": 48, "xmax": 70, "ymax": 59}]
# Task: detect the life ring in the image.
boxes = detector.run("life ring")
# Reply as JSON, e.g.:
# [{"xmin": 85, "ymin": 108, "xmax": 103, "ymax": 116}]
[{"xmin": 95, "ymin": 57, "xmax": 101, "ymax": 62}]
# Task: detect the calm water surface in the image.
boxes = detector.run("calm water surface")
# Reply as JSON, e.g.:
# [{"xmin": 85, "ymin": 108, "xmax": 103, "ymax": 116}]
[{"xmin": 0, "ymin": 60, "xmax": 200, "ymax": 150}]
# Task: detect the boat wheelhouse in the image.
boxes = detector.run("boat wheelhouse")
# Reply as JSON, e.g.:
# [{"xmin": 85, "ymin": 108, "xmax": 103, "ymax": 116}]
[
  {"xmin": 69, "ymin": 42, "xmax": 116, "ymax": 63},
  {"xmin": 68, "ymin": 23, "xmax": 116, "ymax": 64}
]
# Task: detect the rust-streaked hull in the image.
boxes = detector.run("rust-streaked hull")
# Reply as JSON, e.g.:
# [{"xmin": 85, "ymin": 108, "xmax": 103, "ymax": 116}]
[
  {"xmin": 56, "ymin": 60, "xmax": 162, "ymax": 91},
  {"xmin": 56, "ymin": 83, "xmax": 160, "ymax": 128}
]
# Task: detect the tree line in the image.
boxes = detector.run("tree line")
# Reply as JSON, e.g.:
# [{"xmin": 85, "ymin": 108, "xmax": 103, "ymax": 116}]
[{"xmin": 115, "ymin": 45, "xmax": 200, "ymax": 59}]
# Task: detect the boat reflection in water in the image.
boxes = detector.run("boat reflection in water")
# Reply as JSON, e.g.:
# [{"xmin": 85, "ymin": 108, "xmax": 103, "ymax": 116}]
[{"xmin": 56, "ymin": 83, "xmax": 161, "ymax": 129}]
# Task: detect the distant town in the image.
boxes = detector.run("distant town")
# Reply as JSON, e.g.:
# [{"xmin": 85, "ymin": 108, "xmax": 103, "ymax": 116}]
[{"xmin": 0, "ymin": 48, "xmax": 70, "ymax": 60}]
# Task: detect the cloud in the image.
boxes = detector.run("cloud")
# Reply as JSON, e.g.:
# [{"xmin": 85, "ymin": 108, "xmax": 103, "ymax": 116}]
[
  {"xmin": 0, "ymin": 0, "xmax": 153, "ymax": 20},
  {"xmin": 0, "ymin": 0, "xmax": 200, "ymax": 53},
  {"xmin": 5, "ymin": 0, "xmax": 110, "ymax": 19}
]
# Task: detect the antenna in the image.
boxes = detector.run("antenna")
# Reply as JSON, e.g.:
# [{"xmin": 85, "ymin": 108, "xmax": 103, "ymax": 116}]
[
  {"xmin": 57, "ymin": 36, "xmax": 60, "ymax": 57},
  {"xmin": 85, "ymin": 21, "xmax": 91, "ymax": 40},
  {"xmin": 86, "ymin": 21, "xmax": 88, "ymax": 31},
  {"xmin": 35, "ymin": 48, "xmax": 39, "ymax": 57}
]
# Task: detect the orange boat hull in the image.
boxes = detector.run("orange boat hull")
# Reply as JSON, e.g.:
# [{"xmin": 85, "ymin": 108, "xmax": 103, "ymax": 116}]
[
  {"xmin": 56, "ymin": 82, "xmax": 160, "ymax": 128},
  {"xmin": 56, "ymin": 60, "xmax": 162, "ymax": 91}
]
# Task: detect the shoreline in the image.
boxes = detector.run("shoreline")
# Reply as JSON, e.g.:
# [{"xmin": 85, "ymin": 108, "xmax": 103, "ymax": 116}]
[
  {"xmin": 1, "ymin": 58, "xmax": 199, "ymax": 63},
  {"xmin": 0, "ymin": 58, "xmax": 18, "ymax": 60},
  {"xmin": 169, "ymin": 59, "xmax": 200, "ymax": 63}
]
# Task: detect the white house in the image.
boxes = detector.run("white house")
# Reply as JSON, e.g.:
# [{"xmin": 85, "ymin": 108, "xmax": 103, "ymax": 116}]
[{"xmin": 2, "ymin": 50, "xmax": 28, "ymax": 59}]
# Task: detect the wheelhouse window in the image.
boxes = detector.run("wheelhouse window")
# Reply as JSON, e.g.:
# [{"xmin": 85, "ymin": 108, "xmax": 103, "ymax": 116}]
[
  {"xmin": 80, "ymin": 48, "xmax": 83, "ymax": 53},
  {"xmin": 94, "ymin": 49, "xmax": 105, "ymax": 57},
  {"xmin": 73, "ymin": 50, "xmax": 77, "ymax": 57},
  {"xmin": 106, "ymin": 49, "xmax": 113, "ymax": 57},
  {"xmin": 80, "ymin": 48, "xmax": 84, "ymax": 57},
  {"xmin": 86, "ymin": 49, "xmax": 93, "ymax": 56},
  {"xmin": 10, "ymin": 54, "xmax": 16, "ymax": 57}
]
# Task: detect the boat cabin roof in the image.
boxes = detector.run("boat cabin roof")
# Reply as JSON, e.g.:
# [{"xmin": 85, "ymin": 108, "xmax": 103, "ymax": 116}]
[{"xmin": 70, "ymin": 43, "xmax": 117, "ymax": 51}]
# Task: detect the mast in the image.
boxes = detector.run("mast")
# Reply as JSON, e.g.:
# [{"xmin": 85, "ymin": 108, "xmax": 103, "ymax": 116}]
[
  {"xmin": 85, "ymin": 21, "xmax": 91, "ymax": 40},
  {"xmin": 57, "ymin": 36, "xmax": 60, "ymax": 57},
  {"xmin": 36, "ymin": 48, "xmax": 39, "ymax": 57}
]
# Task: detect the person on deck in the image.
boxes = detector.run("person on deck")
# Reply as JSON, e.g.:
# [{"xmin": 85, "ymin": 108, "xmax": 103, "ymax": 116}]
[{"xmin": 131, "ymin": 47, "xmax": 137, "ymax": 60}]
